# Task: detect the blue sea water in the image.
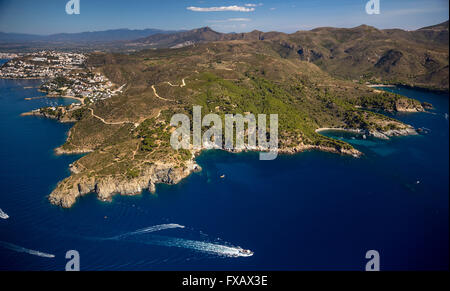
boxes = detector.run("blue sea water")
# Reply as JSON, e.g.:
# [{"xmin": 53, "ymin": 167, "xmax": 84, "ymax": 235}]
[{"xmin": 0, "ymin": 59, "xmax": 448, "ymax": 270}]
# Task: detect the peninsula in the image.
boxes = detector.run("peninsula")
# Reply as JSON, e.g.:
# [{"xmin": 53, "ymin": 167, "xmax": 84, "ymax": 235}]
[{"xmin": 2, "ymin": 23, "xmax": 447, "ymax": 208}]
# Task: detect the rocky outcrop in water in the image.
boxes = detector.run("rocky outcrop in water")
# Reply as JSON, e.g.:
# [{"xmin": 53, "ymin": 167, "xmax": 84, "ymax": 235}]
[
  {"xmin": 395, "ymin": 98, "xmax": 425, "ymax": 112},
  {"xmin": 370, "ymin": 127, "xmax": 418, "ymax": 140},
  {"xmin": 279, "ymin": 144, "xmax": 362, "ymax": 158},
  {"xmin": 49, "ymin": 161, "xmax": 201, "ymax": 208},
  {"xmin": 316, "ymin": 125, "xmax": 418, "ymax": 141}
]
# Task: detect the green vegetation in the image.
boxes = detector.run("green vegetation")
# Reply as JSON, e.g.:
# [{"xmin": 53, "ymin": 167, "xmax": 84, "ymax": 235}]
[
  {"xmin": 52, "ymin": 76, "xmax": 72, "ymax": 87},
  {"xmin": 71, "ymin": 108, "xmax": 87, "ymax": 121},
  {"xmin": 141, "ymin": 137, "xmax": 157, "ymax": 151},
  {"xmin": 178, "ymin": 149, "xmax": 191, "ymax": 161},
  {"xmin": 45, "ymin": 38, "xmax": 426, "ymax": 202},
  {"xmin": 40, "ymin": 107, "xmax": 63, "ymax": 119},
  {"xmin": 126, "ymin": 168, "xmax": 140, "ymax": 179}
]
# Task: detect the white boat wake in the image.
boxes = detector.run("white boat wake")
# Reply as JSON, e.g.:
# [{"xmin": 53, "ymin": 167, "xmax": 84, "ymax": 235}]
[
  {"xmin": 110, "ymin": 224, "xmax": 185, "ymax": 239},
  {"xmin": 0, "ymin": 208, "xmax": 9, "ymax": 219},
  {"xmin": 0, "ymin": 241, "xmax": 55, "ymax": 258},
  {"xmin": 107, "ymin": 224, "xmax": 253, "ymax": 258},
  {"xmin": 140, "ymin": 235, "xmax": 254, "ymax": 258}
]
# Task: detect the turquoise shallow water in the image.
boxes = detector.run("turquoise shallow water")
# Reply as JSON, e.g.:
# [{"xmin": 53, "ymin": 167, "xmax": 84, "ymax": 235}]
[{"xmin": 0, "ymin": 61, "xmax": 448, "ymax": 270}]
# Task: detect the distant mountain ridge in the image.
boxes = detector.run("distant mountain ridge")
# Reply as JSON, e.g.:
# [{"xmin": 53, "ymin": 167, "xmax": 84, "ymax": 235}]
[
  {"xmin": 419, "ymin": 20, "xmax": 449, "ymax": 30},
  {"xmin": 134, "ymin": 27, "xmax": 275, "ymax": 48},
  {"xmin": 134, "ymin": 21, "xmax": 449, "ymax": 48},
  {"xmin": 1, "ymin": 21, "xmax": 448, "ymax": 90},
  {"xmin": 0, "ymin": 28, "xmax": 181, "ymax": 43},
  {"xmin": 131, "ymin": 21, "xmax": 449, "ymax": 90}
]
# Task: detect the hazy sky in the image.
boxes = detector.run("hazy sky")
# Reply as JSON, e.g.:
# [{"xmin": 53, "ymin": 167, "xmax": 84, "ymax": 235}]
[{"xmin": 0, "ymin": 0, "xmax": 448, "ymax": 35}]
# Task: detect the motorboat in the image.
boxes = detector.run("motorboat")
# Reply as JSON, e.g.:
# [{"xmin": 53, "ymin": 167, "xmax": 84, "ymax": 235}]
[
  {"xmin": 0, "ymin": 209, "xmax": 9, "ymax": 219},
  {"xmin": 237, "ymin": 248, "xmax": 254, "ymax": 257}
]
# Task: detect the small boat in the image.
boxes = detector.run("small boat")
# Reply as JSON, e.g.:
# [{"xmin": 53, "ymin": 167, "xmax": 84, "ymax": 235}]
[
  {"xmin": 417, "ymin": 127, "xmax": 431, "ymax": 135},
  {"xmin": 220, "ymin": 174, "xmax": 226, "ymax": 179},
  {"xmin": 237, "ymin": 248, "xmax": 254, "ymax": 257},
  {"xmin": 0, "ymin": 208, "xmax": 9, "ymax": 220}
]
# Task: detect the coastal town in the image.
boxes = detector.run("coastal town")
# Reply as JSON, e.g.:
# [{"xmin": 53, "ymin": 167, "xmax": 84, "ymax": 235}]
[
  {"xmin": 40, "ymin": 71, "xmax": 125, "ymax": 102},
  {"xmin": 0, "ymin": 51, "xmax": 85, "ymax": 79},
  {"xmin": 0, "ymin": 50, "xmax": 124, "ymax": 103},
  {"xmin": 0, "ymin": 52, "xmax": 20, "ymax": 59}
]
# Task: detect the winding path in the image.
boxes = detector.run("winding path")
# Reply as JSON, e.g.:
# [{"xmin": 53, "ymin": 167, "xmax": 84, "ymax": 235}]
[
  {"xmin": 152, "ymin": 77, "xmax": 189, "ymax": 102},
  {"xmin": 87, "ymin": 78, "xmax": 190, "ymax": 126},
  {"xmin": 88, "ymin": 108, "xmax": 137, "ymax": 126},
  {"xmin": 166, "ymin": 78, "xmax": 186, "ymax": 88},
  {"xmin": 151, "ymin": 85, "xmax": 176, "ymax": 102}
]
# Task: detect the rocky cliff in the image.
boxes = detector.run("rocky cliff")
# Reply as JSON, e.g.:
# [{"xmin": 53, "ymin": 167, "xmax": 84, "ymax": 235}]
[{"xmin": 49, "ymin": 160, "xmax": 201, "ymax": 208}]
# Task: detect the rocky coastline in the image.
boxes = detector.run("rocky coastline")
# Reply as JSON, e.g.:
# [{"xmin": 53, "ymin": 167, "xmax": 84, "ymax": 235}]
[
  {"xmin": 23, "ymin": 105, "xmax": 419, "ymax": 208},
  {"xmin": 21, "ymin": 89, "xmax": 422, "ymax": 209},
  {"xmin": 48, "ymin": 142, "xmax": 362, "ymax": 209},
  {"xmin": 49, "ymin": 160, "xmax": 202, "ymax": 208},
  {"xmin": 32, "ymin": 110, "xmax": 419, "ymax": 208},
  {"xmin": 316, "ymin": 126, "xmax": 418, "ymax": 140}
]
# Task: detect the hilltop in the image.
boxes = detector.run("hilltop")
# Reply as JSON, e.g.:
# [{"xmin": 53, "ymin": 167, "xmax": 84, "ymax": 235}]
[{"xmin": 132, "ymin": 22, "xmax": 449, "ymax": 91}]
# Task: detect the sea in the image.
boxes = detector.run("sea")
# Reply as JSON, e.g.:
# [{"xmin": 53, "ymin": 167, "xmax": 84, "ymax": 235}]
[{"xmin": 0, "ymin": 59, "xmax": 448, "ymax": 270}]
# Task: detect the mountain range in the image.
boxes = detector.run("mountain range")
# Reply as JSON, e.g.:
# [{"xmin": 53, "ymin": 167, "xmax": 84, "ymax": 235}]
[
  {"xmin": 1, "ymin": 21, "xmax": 448, "ymax": 90},
  {"xmin": 0, "ymin": 28, "xmax": 180, "ymax": 43},
  {"xmin": 132, "ymin": 22, "xmax": 448, "ymax": 90}
]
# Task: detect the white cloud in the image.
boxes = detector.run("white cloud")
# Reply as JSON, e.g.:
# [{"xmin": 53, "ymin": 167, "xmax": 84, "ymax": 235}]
[
  {"xmin": 245, "ymin": 3, "xmax": 263, "ymax": 7},
  {"xmin": 187, "ymin": 5, "xmax": 255, "ymax": 12}
]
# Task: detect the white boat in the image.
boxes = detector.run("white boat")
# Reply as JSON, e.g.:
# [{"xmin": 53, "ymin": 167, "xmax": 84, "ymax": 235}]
[
  {"xmin": 237, "ymin": 248, "xmax": 254, "ymax": 257},
  {"xmin": 0, "ymin": 208, "xmax": 9, "ymax": 219}
]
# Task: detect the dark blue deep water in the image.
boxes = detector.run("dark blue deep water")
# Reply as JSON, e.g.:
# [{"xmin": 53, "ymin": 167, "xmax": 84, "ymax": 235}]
[{"xmin": 0, "ymin": 60, "xmax": 448, "ymax": 270}]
